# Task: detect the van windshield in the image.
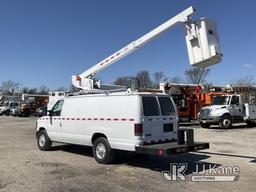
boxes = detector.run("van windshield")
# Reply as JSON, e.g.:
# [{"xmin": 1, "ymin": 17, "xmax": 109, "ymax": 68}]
[
  {"xmin": 158, "ymin": 97, "xmax": 175, "ymax": 115},
  {"xmin": 212, "ymin": 96, "xmax": 230, "ymax": 105},
  {"xmin": 142, "ymin": 97, "xmax": 160, "ymax": 116}
]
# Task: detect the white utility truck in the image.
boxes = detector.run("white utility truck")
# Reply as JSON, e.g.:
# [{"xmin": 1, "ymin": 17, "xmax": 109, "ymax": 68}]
[
  {"xmin": 36, "ymin": 6, "xmax": 222, "ymax": 163},
  {"xmin": 198, "ymin": 94, "xmax": 256, "ymax": 128}
]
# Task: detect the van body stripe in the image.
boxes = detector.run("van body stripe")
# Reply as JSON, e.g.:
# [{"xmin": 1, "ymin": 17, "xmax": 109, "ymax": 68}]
[{"xmin": 40, "ymin": 117, "xmax": 137, "ymax": 122}]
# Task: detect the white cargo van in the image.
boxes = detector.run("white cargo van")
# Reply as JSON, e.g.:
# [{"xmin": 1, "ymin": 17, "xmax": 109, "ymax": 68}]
[{"xmin": 36, "ymin": 92, "xmax": 209, "ymax": 164}]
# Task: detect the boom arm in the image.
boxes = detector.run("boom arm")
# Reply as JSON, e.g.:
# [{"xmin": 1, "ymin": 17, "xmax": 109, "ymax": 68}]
[
  {"xmin": 72, "ymin": 6, "xmax": 195, "ymax": 90},
  {"xmin": 72, "ymin": 5, "xmax": 222, "ymax": 91}
]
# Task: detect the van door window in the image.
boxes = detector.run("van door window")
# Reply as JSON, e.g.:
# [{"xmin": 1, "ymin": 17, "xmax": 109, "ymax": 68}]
[
  {"xmin": 52, "ymin": 100, "xmax": 64, "ymax": 116},
  {"xmin": 158, "ymin": 97, "xmax": 175, "ymax": 115},
  {"xmin": 142, "ymin": 97, "xmax": 160, "ymax": 116}
]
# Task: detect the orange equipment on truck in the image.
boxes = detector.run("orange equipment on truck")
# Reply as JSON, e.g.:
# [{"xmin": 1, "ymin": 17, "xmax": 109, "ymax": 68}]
[
  {"xmin": 13, "ymin": 94, "xmax": 49, "ymax": 117},
  {"xmin": 160, "ymin": 83, "xmax": 200, "ymax": 122},
  {"xmin": 160, "ymin": 83, "xmax": 232, "ymax": 122}
]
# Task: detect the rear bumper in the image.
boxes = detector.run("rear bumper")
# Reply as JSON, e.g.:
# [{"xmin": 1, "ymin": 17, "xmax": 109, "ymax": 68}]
[
  {"xmin": 135, "ymin": 142, "xmax": 209, "ymax": 156},
  {"xmin": 135, "ymin": 128, "xmax": 209, "ymax": 156}
]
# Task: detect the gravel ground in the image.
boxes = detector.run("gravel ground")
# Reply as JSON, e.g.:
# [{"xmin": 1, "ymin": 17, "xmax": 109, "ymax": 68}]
[{"xmin": 0, "ymin": 116, "xmax": 255, "ymax": 192}]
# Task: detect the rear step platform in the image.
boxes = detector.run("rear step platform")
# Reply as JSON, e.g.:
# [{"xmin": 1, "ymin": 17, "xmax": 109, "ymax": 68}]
[
  {"xmin": 135, "ymin": 142, "xmax": 209, "ymax": 156},
  {"xmin": 135, "ymin": 128, "xmax": 209, "ymax": 156}
]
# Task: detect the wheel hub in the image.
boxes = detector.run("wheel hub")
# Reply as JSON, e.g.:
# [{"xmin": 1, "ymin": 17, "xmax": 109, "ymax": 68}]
[
  {"xmin": 96, "ymin": 143, "xmax": 106, "ymax": 159},
  {"xmin": 223, "ymin": 118, "xmax": 231, "ymax": 128},
  {"xmin": 39, "ymin": 135, "xmax": 46, "ymax": 147}
]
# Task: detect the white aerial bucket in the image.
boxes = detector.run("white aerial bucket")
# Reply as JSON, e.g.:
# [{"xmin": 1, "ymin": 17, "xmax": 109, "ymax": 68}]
[{"xmin": 185, "ymin": 18, "xmax": 223, "ymax": 68}]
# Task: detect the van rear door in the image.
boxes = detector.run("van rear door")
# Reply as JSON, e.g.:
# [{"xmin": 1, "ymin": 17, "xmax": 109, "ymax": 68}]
[
  {"xmin": 158, "ymin": 97, "xmax": 177, "ymax": 140},
  {"xmin": 142, "ymin": 96, "xmax": 162, "ymax": 143}
]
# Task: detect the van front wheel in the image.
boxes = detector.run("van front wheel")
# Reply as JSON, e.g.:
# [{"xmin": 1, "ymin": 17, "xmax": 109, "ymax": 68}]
[
  {"xmin": 37, "ymin": 130, "xmax": 52, "ymax": 151},
  {"xmin": 93, "ymin": 137, "xmax": 115, "ymax": 164}
]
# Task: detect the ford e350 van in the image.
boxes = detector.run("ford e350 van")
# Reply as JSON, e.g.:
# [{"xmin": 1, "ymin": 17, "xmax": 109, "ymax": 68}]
[{"xmin": 36, "ymin": 91, "xmax": 209, "ymax": 164}]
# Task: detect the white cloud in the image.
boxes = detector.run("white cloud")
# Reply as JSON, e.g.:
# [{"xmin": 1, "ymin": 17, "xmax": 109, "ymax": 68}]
[{"xmin": 242, "ymin": 64, "xmax": 255, "ymax": 69}]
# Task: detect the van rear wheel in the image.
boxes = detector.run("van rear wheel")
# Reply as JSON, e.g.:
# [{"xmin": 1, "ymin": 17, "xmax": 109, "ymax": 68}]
[{"xmin": 93, "ymin": 137, "xmax": 115, "ymax": 164}]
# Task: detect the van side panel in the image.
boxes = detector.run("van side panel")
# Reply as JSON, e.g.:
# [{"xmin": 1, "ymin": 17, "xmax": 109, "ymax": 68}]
[
  {"xmin": 60, "ymin": 95, "xmax": 142, "ymax": 151},
  {"xmin": 37, "ymin": 93, "xmax": 179, "ymax": 152}
]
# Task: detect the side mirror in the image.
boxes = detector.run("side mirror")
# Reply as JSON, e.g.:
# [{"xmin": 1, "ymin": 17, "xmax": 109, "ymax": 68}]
[
  {"xmin": 48, "ymin": 110, "xmax": 53, "ymax": 116},
  {"xmin": 38, "ymin": 112, "xmax": 43, "ymax": 117}
]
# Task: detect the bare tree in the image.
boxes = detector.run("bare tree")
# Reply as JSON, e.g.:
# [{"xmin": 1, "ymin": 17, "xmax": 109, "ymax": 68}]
[
  {"xmin": 55, "ymin": 86, "xmax": 68, "ymax": 92},
  {"xmin": 38, "ymin": 85, "xmax": 50, "ymax": 94},
  {"xmin": 169, "ymin": 76, "xmax": 184, "ymax": 84},
  {"xmin": 114, "ymin": 70, "xmax": 152, "ymax": 89},
  {"xmin": 136, "ymin": 70, "xmax": 152, "ymax": 89},
  {"xmin": 21, "ymin": 87, "xmax": 38, "ymax": 94},
  {"xmin": 28, "ymin": 87, "xmax": 38, "ymax": 94},
  {"xmin": 184, "ymin": 67, "xmax": 210, "ymax": 84},
  {"xmin": 153, "ymin": 71, "xmax": 168, "ymax": 88},
  {"xmin": 21, "ymin": 87, "xmax": 29, "ymax": 94},
  {"xmin": 232, "ymin": 75, "xmax": 255, "ymax": 85},
  {"xmin": 114, "ymin": 76, "xmax": 135, "ymax": 87},
  {"xmin": 0, "ymin": 80, "xmax": 20, "ymax": 95}
]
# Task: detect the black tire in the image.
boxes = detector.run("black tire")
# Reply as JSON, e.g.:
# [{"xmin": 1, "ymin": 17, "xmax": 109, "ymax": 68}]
[
  {"xmin": 23, "ymin": 109, "xmax": 31, "ymax": 117},
  {"xmin": 93, "ymin": 137, "xmax": 115, "ymax": 164},
  {"xmin": 200, "ymin": 122, "xmax": 211, "ymax": 128},
  {"xmin": 5, "ymin": 110, "xmax": 10, "ymax": 116},
  {"xmin": 37, "ymin": 130, "xmax": 52, "ymax": 151},
  {"xmin": 219, "ymin": 115, "xmax": 232, "ymax": 129}
]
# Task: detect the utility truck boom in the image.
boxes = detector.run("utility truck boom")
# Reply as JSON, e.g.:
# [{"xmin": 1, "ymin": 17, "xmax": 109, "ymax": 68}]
[{"xmin": 72, "ymin": 6, "xmax": 222, "ymax": 91}]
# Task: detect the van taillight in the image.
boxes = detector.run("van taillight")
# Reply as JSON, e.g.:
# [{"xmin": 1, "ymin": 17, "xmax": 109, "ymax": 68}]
[{"xmin": 134, "ymin": 123, "xmax": 143, "ymax": 136}]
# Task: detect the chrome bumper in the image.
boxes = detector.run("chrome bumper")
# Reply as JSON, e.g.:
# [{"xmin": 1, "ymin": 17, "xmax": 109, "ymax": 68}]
[{"xmin": 198, "ymin": 115, "xmax": 221, "ymax": 124}]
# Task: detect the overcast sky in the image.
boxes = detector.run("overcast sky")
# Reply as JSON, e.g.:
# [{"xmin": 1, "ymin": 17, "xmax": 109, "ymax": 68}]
[{"xmin": 0, "ymin": 0, "xmax": 255, "ymax": 89}]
